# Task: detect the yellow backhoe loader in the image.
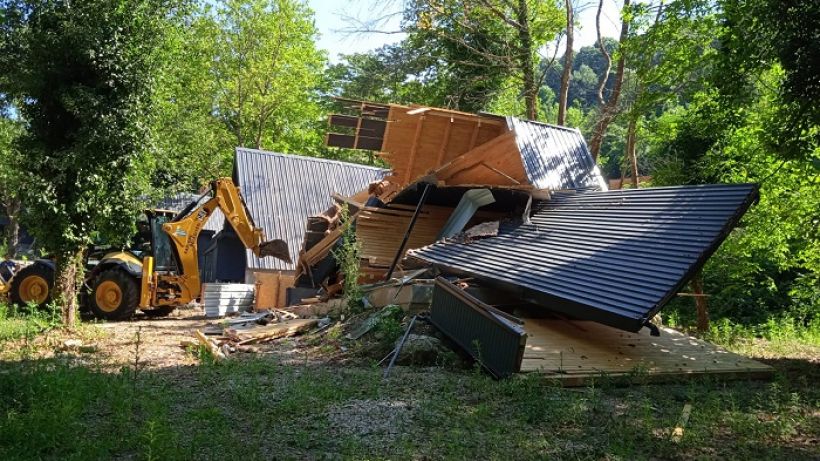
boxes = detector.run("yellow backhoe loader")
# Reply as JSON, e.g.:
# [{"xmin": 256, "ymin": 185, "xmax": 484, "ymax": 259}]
[{"xmin": 0, "ymin": 178, "xmax": 289, "ymax": 320}]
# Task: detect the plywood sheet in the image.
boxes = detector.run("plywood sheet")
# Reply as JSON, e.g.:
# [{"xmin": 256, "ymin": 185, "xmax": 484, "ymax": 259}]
[
  {"xmin": 254, "ymin": 271, "xmax": 296, "ymax": 309},
  {"xmin": 433, "ymin": 132, "xmax": 526, "ymax": 186},
  {"xmin": 521, "ymin": 318, "xmax": 773, "ymax": 385}
]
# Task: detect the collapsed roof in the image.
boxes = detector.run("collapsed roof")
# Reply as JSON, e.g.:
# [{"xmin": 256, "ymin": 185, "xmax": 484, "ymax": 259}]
[
  {"xmin": 326, "ymin": 101, "xmax": 606, "ymax": 202},
  {"xmin": 409, "ymin": 184, "xmax": 759, "ymax": 332}
]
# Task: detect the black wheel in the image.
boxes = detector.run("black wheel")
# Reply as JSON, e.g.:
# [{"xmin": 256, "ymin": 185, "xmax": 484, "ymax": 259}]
[
  {"xmin": 10, "ymin": 263, "xmax": 55, "ymax": 308},
  {"xmin": 141, "ymin": 305, "xmax": 176, "ymax": 317},
  {"xmin": 89, "ymin": 269, "xmax": 139, "ymax": 320}
]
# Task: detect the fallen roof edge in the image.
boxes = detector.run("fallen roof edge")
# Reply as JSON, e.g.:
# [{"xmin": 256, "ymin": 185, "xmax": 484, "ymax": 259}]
[{"xmin": 640, "ymin": 183, "xmax": 760, "ymax": 323}]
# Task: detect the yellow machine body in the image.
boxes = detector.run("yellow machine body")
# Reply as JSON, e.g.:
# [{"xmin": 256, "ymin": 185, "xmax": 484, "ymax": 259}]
[{"xmin": 148, "ymin": 177, "xmax": 287, "ymax": 309}]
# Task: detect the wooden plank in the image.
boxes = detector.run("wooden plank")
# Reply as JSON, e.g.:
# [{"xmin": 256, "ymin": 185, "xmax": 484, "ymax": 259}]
[
  {"xmin": 520, "ymin": 318, "xmax": 773, "ymax": 386},
  {"xmin": 480, "ymin": 161, "xmax": 521, "ymax": 185},
  {"xmin": 355, "ymin": 206, "xmax": 450, "ymax": 263},
  {"xmin": 671, "ymin": 403, "xmax": 693, "ymax": 442},
  {"xmin": 378, "ymin": 105, "xmax": 507, "ymax": 186},
  {"xmin": 352, "ymin": 103, "xmax": 364, "ymax": 148},
  {"xmin": 405, "ymin": 115, "xmax": 426, "ymax": 183},
  {"xmin": 229, "ymin": 319, "xmax": 319, "ymax": 344}
]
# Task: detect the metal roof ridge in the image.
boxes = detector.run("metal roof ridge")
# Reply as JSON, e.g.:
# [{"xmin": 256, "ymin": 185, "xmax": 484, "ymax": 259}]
[
  {"xmin": 234, "ymin": 147, "xmax": 388, "ymax": 171},
  {"xmin": 506, "ymin": 116, "xmax": 582, "ymax": 133}
]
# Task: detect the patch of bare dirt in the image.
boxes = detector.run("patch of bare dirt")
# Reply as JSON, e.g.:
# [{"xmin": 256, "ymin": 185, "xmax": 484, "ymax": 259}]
[{"xmin": 90, "ymin": 308, "xmax": 211, "ymax": 369}]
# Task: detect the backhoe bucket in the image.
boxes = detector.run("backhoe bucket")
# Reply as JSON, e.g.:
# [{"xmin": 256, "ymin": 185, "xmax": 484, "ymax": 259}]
[{"xmin": 258, "ymin": 239, "xmax": 292, "ymax": 263}]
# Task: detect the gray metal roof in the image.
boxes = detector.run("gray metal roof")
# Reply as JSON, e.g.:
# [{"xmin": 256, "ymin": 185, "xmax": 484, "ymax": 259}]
[
  {"xmin": 507, "ymin": 117, "xmax": 607, "ymax": 191},
  {"xmin": 156, "ymin": 192, "xmax": 224, "ymax": 233},
  {"xmin": 409, "ymin": 184, "xmax": 759, "ymax": 332},
  {"xmin": 235, "ymin": 147, "xmax": 388, "ymax": 271}
]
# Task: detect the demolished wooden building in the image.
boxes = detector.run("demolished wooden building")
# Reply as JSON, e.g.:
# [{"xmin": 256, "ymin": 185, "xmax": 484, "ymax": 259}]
[{"xmin": 278, "ymin": 100, "xmax": 772, "ymax": 382}]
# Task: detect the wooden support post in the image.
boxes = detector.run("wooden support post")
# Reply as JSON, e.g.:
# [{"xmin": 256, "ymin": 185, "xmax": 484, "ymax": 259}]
[
  {"xmin": 405, "ymin": 115, "xmax": 426, "ymax": 182},
  {"xmin": 435, "ymin": 118, "xmax": 453, "ymax": 166},
  {"xmin": 353, "ymin": 102, "xmax": 365, "ymax": 149},
  {"xmin": 690, "ymin": 271, "xmax": 709, "ymax": 332},
  {"xmin": 468, "ymin": 120, "xmax": 482, "ymax": 151},
  {"xmin": 384, "ymin": 183, "xmax": 432, "ymax": 281}
]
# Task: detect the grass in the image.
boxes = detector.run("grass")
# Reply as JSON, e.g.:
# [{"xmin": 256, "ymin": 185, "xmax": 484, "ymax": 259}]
[
  {"xmin": 0, "ymin": 356, "xmax": 817, "ymax": 460},
  {"xmin": 0, "ymin": 309, "xmax": 818, "ymax": 460},
  {"xmin": 663, "ymin": 311, "xmax": 820, "ymax": 360},
  {"xmin": 0, "ymin": 302, "xmax": 60, "ymax": 343}
]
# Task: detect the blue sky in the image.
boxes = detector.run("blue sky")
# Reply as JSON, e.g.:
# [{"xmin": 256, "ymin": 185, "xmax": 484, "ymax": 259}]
[{"xmin": 307, "ymin": 0, "xmax": 623, "ymax": 63}]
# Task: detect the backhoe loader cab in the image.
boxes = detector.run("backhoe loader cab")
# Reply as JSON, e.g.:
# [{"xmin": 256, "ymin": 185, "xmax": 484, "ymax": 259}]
[{"xmin": 3, "ymin": 178, "xmax": 288, "ymax": 320}]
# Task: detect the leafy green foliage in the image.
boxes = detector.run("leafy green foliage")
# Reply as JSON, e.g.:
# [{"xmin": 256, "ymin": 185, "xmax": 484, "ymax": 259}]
[
  {"xmin": 150, "ymin": 0, "xmax": 329, "ymax": 190},
  {"xmin": 0, "ymin": 114, "xmax": 24, "ymax": 255},
  {"xmin": 150, "ymin": 2, "xmax": 235, "ymax": 191},
  {"xmin": 210, "ymin": 0, "xmax": 326, "ymax": 153},
  {"xmin": 332, "ymin": 204, "xmax": 363, "ymax": 314},
  {"xmin": 715, "ymin": 0, "xmax": 819, "ymax": 161},
  {"xmin": 0, "ymin": 0, "xmax": 172, "ymax": 254},
  {"xmin": 326, "ymin": 42, "xmax": 445, "ymax": 106},
  {"xmin": 654, "ymin": 67, "xmax": 819, "ymax": 326}
]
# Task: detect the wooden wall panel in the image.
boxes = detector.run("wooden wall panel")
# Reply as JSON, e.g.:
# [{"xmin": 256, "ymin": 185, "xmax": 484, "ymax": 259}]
[
  {"xmin": 379, "ymin": 106, "xmax": 508, "ymax": 186},
  {"xmin": 355, "ymin": 205, "xmax": 452, "ymax": 266}
]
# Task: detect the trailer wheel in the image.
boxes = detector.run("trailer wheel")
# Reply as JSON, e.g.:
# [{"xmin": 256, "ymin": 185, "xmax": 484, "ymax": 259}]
[
  {"xmin": 90, "ymin": 269, "xmax": 139, "ymax": 320},
  {"xmin": 10, "ymin": 264, "xmax": 54, "ymax": 308}
]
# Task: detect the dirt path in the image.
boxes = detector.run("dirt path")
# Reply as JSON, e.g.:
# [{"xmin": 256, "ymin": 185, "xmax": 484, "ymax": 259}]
[{"xmin": 91, "ymin": 309, "xmax": 212, "ymax": 369}]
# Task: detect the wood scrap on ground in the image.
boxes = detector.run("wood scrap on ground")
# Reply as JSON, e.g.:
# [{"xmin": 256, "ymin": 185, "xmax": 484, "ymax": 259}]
[
  {"xmin": 195, "ymin": 329, "xmax": 225, "ymax": 361},
  {"xmin": 671, "ymin": 403, "xmax": 693, "ymax": 443},
  {"xmin": 226, "ymin": 318, "xmax": 319, "ymax": 345}
]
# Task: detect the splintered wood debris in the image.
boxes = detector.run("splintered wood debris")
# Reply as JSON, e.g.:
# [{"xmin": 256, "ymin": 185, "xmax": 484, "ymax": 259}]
[{"xmin": 186, "ymin": 310, "xmax": 320, "ymax": 359}]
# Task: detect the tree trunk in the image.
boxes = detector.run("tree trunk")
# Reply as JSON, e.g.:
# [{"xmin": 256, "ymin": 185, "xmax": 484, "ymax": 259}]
[
  {"xmin": 690, "ymin": 271, "xmax": 709, "ymax": 333},
  {"xmin": 55, "ymin": 247, "xmax": 85, "ymax": 328},
  {"xmin": 588, "ymin": 0, "xmax": 631, "ymax": 161},
  {"xmin": 627, "ymin": 118, "xmax": 640, "ymax": 188},
  {"xmin": 557, "ymin": 0, "xmax": 574, "ymax": 126},
  {"xmin": 516, "ymin": 0, "xmax": 537, "ymax": 120},
  {"xmin": 4, "ymin": 198, "xmax": 20, "ymax": 259}
]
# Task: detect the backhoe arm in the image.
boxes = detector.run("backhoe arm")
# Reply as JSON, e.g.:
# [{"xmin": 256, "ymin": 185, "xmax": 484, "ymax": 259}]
[{"xmin": 158, "ymin": 178, "xmax": 290, "ymax": 304}]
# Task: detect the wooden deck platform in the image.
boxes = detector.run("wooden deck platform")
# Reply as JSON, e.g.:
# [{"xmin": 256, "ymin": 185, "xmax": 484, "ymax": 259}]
[{"xmin": 520, "ymin": 318, "xmax": 773, "ymax": 386}]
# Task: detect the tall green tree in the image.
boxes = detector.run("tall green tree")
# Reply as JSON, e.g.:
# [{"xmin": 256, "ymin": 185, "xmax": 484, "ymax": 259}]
[
  {"xmin": 151, "ymin": 2, "xmax": 233, "ymax": 191},
  {"xmin": 0, "ymin": 113, "xmax": 23, "ymax": 258},
  {"xmin": 0, "ymin": 0, "xmax": 172, "ymax": 326},
  {"xmin": 403, "ymin": 0, "xmax": 564, "ymax": 118},
  {"xmin": 326, "ymin": 43, "xmax": 443, "ymax": 106},
  {"xmin": 210, "ymin": 0, "xmax": 326, "ymax": 152}
]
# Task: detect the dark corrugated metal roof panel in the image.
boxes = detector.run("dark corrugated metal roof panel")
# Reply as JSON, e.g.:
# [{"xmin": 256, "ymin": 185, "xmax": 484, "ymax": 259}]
[
  {"xmin": 410, "ymin": 184, "xmax": 759, "ymax": 332},
  {"xmin": 156, "ymin": 192, "xmax": 224, "ymax": 233},
  {"xmin": 235, "ymin": 148, "xmax": 388, "ymax": 271},
  {"xmin": 507, "ymin": 117, "xmax": 607, "ymax": 191}
]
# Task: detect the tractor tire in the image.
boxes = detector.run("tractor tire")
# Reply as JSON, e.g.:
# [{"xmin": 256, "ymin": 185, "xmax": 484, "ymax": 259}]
[
  {"xmin": 9, "ymin": 263, "xmax": 55, "ymax": 308},
  {"xmin": 89, "ymin": 269, "xmax": 139, "ymax": 320},
  {"xmin": 141, "ymin": 305, "xmax": 176, "ymax": 318}
]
